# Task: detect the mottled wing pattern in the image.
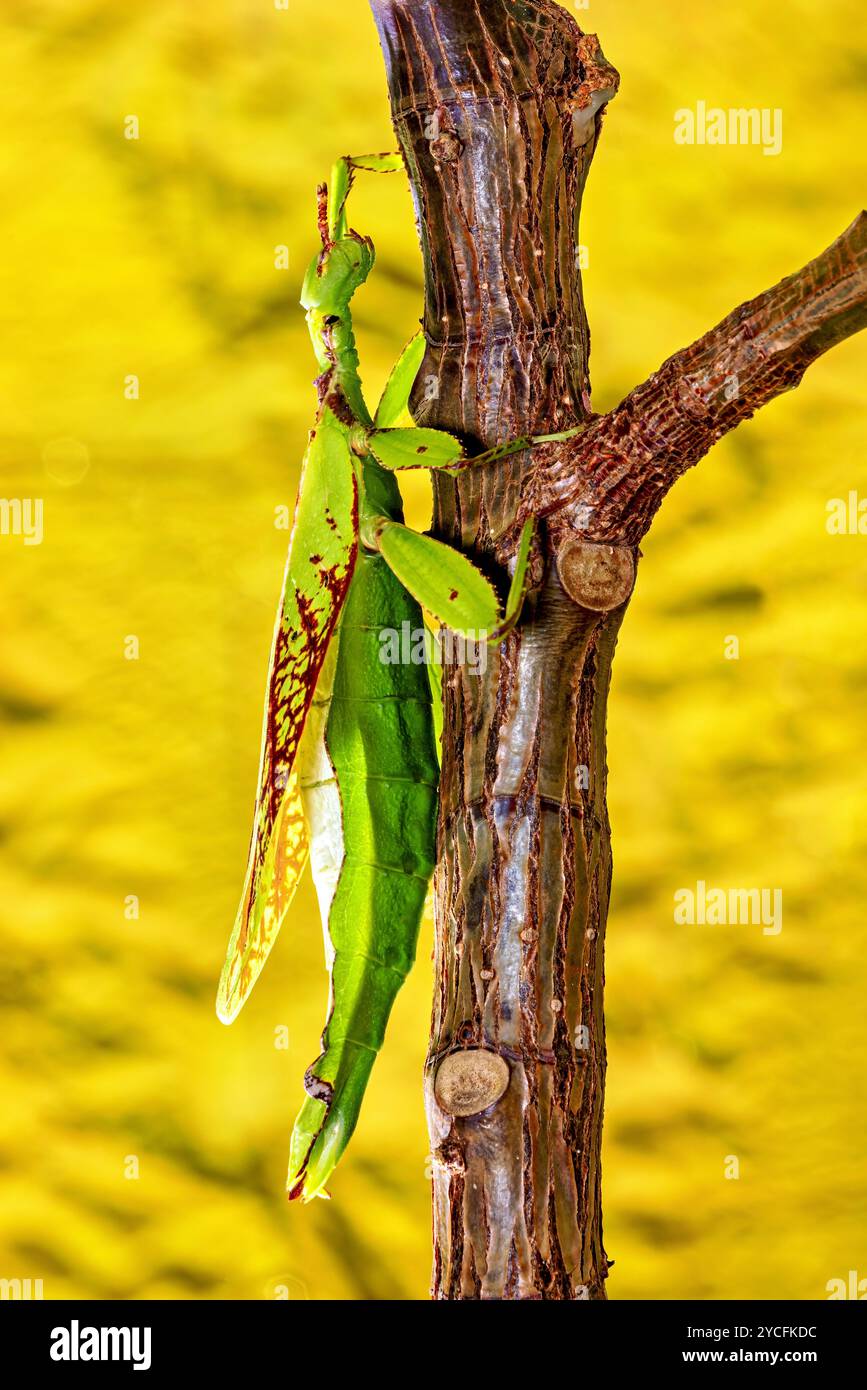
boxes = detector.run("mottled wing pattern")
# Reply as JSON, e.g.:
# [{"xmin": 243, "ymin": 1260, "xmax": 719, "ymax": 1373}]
[{"xmin": 217, "ymin": 410, "xmax": 358, "ymax": 1023}]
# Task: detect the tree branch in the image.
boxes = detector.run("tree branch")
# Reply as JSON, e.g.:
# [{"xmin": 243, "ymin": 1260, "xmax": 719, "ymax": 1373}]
[{"xmin": 528, "ymin": 211, "xmax": 867, "ymax": 546}]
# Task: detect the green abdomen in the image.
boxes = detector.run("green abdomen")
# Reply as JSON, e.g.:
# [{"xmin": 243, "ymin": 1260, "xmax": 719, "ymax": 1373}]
[{"xmin": 287, "ymin": 550, "xmax": 439, "ymax": 1199}]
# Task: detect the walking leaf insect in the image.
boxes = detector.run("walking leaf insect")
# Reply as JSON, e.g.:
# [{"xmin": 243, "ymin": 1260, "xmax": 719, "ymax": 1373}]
[{"xmin": 216, "ymin": 153, "xmax": 582, "ymax": 1202}]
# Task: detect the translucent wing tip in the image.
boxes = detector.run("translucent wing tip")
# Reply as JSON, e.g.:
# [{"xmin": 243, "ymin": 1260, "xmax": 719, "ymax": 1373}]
[
  {"xmin": 216, "ymin": 774, "xmax": 310, "ymax": 1026},
  {"xmin": 215, "ymin": 947, "xmax": 246, "ymax": 1026},
  {"xmin": 216, "ymin": 870, "xmax": 256, "ymax": 1026},
  {"xmin": 216, "ymin": 990, "xmax": 240, "ymax": 1028}
]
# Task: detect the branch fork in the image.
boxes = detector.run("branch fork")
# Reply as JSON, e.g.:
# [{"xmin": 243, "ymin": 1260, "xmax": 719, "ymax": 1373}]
[{"xmin": 526, "ymin": 212, "xmax": 867, "ymax": 548}]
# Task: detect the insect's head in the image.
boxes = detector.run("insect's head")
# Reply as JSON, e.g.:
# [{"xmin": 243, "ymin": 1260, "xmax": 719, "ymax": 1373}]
[{"xmin": 301, "ymin": 233, "xmax": 375, "ymax": 314}]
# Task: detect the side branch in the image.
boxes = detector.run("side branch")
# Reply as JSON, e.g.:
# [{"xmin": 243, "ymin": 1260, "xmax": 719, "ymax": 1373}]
[{"xmin": 529, "ymin": 212, "xmax": 867, "ymax": 545}]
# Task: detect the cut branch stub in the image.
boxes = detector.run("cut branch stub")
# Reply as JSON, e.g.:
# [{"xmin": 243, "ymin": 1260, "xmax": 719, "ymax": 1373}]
[
  {"xmin": 556, "ymin": 538, "xmax": 636, "ymax": 612},
  {"xmin": 570, "ymin": 33, "xmax": 620, "ymax": 147},
  {"xmin": 434, "ymin": 1049, "xmax": 510, "ymax": 1117}
]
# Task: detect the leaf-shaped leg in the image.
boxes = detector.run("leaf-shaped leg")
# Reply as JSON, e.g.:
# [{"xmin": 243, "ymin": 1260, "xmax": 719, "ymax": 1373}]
[
  {"xmin": 374, "ymin": 521, "xmax": 502, "ymax": 638},
  {"xmin": 374, "ymin": 331, "xmax": 426, "ymax": 429}
]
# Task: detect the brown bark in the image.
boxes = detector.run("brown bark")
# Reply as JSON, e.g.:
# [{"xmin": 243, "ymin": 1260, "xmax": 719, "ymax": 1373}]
[
  {"xmin": 368, "ymin": 0, "xmax": 867, "ymax": 1300},
  {"xmin": 528, "ymin": 212, "xmax": 867, "ymax": 546}
]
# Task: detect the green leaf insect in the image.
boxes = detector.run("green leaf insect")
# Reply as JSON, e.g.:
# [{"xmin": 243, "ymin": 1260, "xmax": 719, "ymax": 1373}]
[{"xmin": 217, "ymin": 152, "xmax": 559, "ymax": 1202}]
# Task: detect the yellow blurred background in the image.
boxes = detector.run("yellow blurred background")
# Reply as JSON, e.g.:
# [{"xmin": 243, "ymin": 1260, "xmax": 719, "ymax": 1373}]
[{"xmin": 1, "ymin": 0, "xmax": 865, "ymax": 1300}]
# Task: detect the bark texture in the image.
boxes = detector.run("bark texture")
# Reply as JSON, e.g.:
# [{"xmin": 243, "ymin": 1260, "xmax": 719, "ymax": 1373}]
[
  {"xmin": 529, "ymin": 212, "xmax": 867, "ymax": 544},
  {"xmin": 370, "ymin": 0, "xmax": 623, "ymax": 1300},
  {"xmin": 368, "ymin": 0, "xmax": 867, "ymax": 1300}
]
